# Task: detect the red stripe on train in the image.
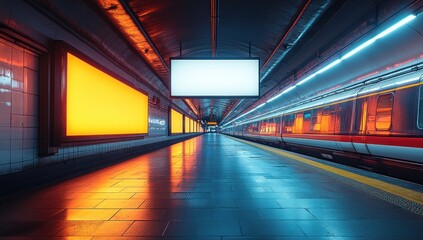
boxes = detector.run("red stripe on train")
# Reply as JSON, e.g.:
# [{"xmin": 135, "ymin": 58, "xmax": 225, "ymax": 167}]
[{"xmin": 283, "ymin": 134, "xmax": 423, "ymax": 148}]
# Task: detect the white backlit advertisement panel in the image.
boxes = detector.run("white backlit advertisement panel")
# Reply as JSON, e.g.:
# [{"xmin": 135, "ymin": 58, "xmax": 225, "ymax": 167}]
[{"xmin": 171, "ymin": 58, "xmax": 259, "ymax": 97}]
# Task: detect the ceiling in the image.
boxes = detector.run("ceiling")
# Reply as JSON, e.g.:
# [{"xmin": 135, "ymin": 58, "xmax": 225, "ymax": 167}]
[{"xmin": 91, "ymin": 0, "xmax": 416, "ymax": 124}]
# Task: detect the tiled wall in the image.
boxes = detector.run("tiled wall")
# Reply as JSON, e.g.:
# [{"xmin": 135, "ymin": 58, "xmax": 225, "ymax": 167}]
[
  {"xmin": 0, "ymin": 38, "xmax": 39, "ymax": 175},
  {"xmin": 0, "ymin": 37, "xmax": 198, "ymax": 177}
]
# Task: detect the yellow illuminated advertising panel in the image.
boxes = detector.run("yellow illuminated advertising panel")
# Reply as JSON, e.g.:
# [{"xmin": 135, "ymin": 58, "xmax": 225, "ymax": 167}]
[
  {"xmin": 185, "ymin": 116, "xmax": 190, "ymax": 133},
  {"xmin": 190, "ymin": 119, "xmax": 193, "ymax": 132},
  {"xmin": 171, "ymin": 109, "xmax": 183, "ymax": 134},
  {"xmin": 66, "ymin": 53, "xmax": 148, "ymax": 136}
]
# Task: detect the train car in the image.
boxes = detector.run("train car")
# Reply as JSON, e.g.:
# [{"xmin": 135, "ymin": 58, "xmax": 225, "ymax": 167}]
[{"xmin": 222, "ymin": 65, "xmax": 423, "ymax": 183}]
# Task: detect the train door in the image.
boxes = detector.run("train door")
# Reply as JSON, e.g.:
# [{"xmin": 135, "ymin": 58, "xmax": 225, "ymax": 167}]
[
  {"xmin": 353, "ymin": 98, "xmax": 371, "ymax": 154},
  {"xmin": 335, "ymin": 101, "xmax": 356, "ymax": 152},
  {"xmin": 275, "ymin": 116, "xmax": 284, "ymax": 144},
  {"xmin": 419, "ymin": 76, "xmax": 423, "ymax": 131}
]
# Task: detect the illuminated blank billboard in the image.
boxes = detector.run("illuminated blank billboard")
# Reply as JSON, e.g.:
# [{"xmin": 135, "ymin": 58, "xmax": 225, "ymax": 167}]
[
  {"xmin": 171, "ymin": 59, "xmax": 259, "ymax": 97},
  {"xmin": 170, "ymin": 109, "xmax": 183, "ymax": 134},
  {"xmin": 66, "ymin": 53, "xmax": 148, "ymax": 136}
]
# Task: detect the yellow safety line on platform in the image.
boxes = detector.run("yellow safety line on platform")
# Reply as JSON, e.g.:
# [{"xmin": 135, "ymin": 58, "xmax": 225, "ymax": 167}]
[{"xmin": 230, "ymin": 137, "xmax": 423, "ymax": 205}]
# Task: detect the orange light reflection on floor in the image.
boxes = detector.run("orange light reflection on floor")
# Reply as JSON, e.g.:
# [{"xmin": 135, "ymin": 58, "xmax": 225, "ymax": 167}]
[
  {"xmin": 170, "ymin": 142, "xmax": 184, "ymax": 191},
  {"xmin": 61, "ymin": 156, "xmax": 151, "ymax": 224},
  {"xmin": 168, "ymin": 137, "xmax": 201, "ymax": 191}
]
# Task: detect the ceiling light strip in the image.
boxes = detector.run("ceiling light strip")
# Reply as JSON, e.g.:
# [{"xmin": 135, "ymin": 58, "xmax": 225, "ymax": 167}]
[
  {"xmin": 223, "ymin": 13, "xmax": 417, "ymax": 127},
  {"xmin": 266, "ymin": 14, "xmax": 417, "ymax": 103}
]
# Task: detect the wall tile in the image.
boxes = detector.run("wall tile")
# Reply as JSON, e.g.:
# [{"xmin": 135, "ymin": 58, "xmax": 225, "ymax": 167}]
[
  {"xmin": 23, "ymin": 127, "xmax": 37, "ymax": 139},
  {"xmin": 11, "ymin": 139, "xmax": 23, "ymax": 150},
  {"xmin": 0, "ymin": 113, "xmax": 10, "ymax": 126},
  {"xmin": 24, "ymin": 68, "xmax": 38, "ymax": 94},
  {"xmin": 23, "ymin": 115, "xmax": 37, "ymax": 127},
  {"xmin": 12, "ymin": 47, "xmax": 24, "ymax": 83},
  {"xmin": 24, "ymin": 51, "xmax": 39, "ymax": 71},
  {"xmin": 11, "ymin": 114, "xmax": 24, "ymax": 127},
  {"xmin": 0, "ymin": 139, "xmax": 10, "ymax": 150},
  {"xmin": 0, "ymin": 127, "xmax": 10, "ymax": 140},
  {"xmin": 0, "ymin": 88, "xmax": 11, "ymax": 114},
  {"xmin": 0, "ymin": 149, "xmax": 10, "ymax": 165},
  {"xmin": 11, "ymin": 79, "xmax": 24, "ymax": 92},
  {"xmin": 22, "ymin": 148, "xmax": 34, "ymax": 161},
  {"xmin": 11, "ymin": 91, "xmax": 24, "ymax": 115},
  {"xmin": 11, "ymin": 127, "xmax": 23, "ymax": 140},
  {"xmin": 24, "ymin": 93, "xmax": 37, "ymax": 116},
  {"xmin": 23, "ymin": 138, "xmax": 35, "ymax": 149},
  {"xmin": 0, "ymin": 65, "xmax": 12, "ymax": 90},
  {"xmin": 0, "ymin": 42, "xmax": 12, "ymax": 65}
]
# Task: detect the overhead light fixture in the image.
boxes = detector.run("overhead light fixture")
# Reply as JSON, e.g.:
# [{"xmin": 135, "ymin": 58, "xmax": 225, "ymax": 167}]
[
  {"xmin": 296, "ymin": 73, "xmax": 316, "ymax": 85},
  {"xmin": 373, "ymin": 14, "xmax": 416, "ymax": 40},
  {"xmin": 223, "ymin": 14, "xmax": 417, "ymax": 127},
  {"xmin": 265, "ymin": 13, "xmax": 417, "ymax": 104},
  {"xmin": 282, "ymin": 85, "xmax": 297, "ymax": 94},
  {"xmin": 255, "ymin": 103, "xmax": 266, "ymax": 109},
  {"xmin": 341, "ymin": 14, "xmax": 416, "ymax": 60},
  {"xmin": 266, "ymin": 85, "xmax": 297, "ymax": 103},
  {"xmin": 315, "ymin": 59, "xmax": 342, "ymax": 74},
  {"xmin": 266, "ymin": 92, "xmax": 284, "ymax": 103},
  {"xmin": 340, "ymin": 39, "xmax": 375, "ymax": 60}
]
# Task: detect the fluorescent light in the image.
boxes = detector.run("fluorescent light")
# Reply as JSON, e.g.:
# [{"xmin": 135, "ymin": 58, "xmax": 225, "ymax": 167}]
[
  {"xmin": 341, "ymin": 14, "xmax": 416, "ymax": 60},
  {"xmin": 230, "ymin": 14, "xmax": 418, "ymax": 126},
  {"xmin": 296, "ymin": 73, "xmax": 316, "ymax": 85},
  {"xmin": 266, "ymin": 85, "xmax": 296, "ymax": 103},
  {"xmin": 341, "ymin": 39, "xmax": 375, "ymax": 60},
  {"xmin": 223, "ymin": 102, "xmax": 267, "ymax": 126},
  {"xmin": 316, "ymin": 59, "xmax": 342, "ymax": 74},
  {"xmin": 373, "ymin": 14, "xmax": 416, "ymax": 40},
  {"xmin": 255, "ymin": 103, "xmax": 266, "ymax": 109},
  {"xmin": 266, "ymin": 92, "xmax": 284, "ymax": 103},
  {"xmin": 282, "ymin": 85, "xmax": 297, "ymax": 94}
]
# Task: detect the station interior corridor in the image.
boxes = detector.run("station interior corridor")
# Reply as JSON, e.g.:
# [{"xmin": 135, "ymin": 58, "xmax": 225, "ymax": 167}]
[{"xmin": 0, "ymin": 134, "xmax": 422, "ymax": 239}]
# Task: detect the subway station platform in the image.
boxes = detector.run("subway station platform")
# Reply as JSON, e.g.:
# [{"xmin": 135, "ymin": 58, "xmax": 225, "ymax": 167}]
[{"xmin": 0, "ymin": 134, "xmax": 422, "ymax": 239}]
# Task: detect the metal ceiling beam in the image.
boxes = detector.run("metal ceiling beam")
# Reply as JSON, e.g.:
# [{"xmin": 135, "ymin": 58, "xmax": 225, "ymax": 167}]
[
  {"xmin": 211, "ymin": 0, "xmax": 219, "ymax": 57},
  {"xmin": 119, "ymin": 0, "xmax": 169, "ymax": 72},
  {"xmin": 260, "ymin": 0, "xmax": 312, "ymax": 72}
]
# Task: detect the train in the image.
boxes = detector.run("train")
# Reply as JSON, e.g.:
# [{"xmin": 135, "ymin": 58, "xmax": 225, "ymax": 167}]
[{"xmin": 221, "ymin": 65, "xmax": 423, "ymax": 184}]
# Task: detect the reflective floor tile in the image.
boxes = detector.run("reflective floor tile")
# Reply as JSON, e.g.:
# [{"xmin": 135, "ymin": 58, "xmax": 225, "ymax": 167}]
[{"xmin": 123, "ymin": 221, "xmax": 168, "ymax": 236}]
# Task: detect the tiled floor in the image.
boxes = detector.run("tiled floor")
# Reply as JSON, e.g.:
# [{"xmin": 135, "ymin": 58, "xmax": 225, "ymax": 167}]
[{"xmin": 0, "ymin": 134, "xmax": 422, "ymax": 239}]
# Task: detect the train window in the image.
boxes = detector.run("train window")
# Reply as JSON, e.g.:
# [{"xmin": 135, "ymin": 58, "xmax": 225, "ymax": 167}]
[
  {"xmin": 311, "ymin": 109, "xmax": 322, "ymax": 131},
  {"xmin": 266, "ymin": 118, "xmax": 277, "ymax": 134},
  {"xmin": 293, "ymin": 113, "xmax": 304, "ymax": 133},
  {"xmin": 375, "ymin": 93, "xmax": 394, "ymax": 131},
  {"xmin": 283, "ymin": 114, "xmax": 295, "ymax": 133},
  {"xmin": 322, "ymin": 106, "xmax": 331, "ymax": 115},
  {"xmin": 304, "ymin": 111, "xmax": 311, "ymax": 119},
  {"xmin": 418, "ymin": 86, "xmax": 423, "ymax": 129}
]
